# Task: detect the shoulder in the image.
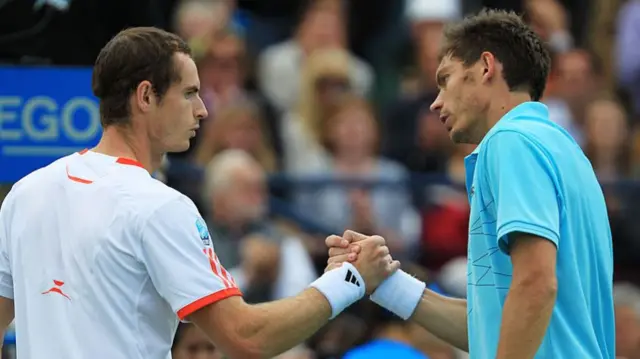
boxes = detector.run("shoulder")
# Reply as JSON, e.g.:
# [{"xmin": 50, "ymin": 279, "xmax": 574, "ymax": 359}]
[
  {"xmin": 137, "ymin": 180, "xmax": 196, "ymax": 214},
  {"xmin": 5, "ymin": 154, "xmax": 71, "ymax": 203},
  {"xmin": 120, "ymin": 177, "xmax": 200, "ymax": 228},
  {"xmin": 481, "ymin": 117, "xmax": 576, "ymax": 168}
]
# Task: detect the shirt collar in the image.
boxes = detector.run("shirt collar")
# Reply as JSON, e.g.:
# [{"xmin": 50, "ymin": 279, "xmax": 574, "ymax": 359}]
[{"xmin": 470, "ymin": 101, "xmax": 548, "ymax": 155}]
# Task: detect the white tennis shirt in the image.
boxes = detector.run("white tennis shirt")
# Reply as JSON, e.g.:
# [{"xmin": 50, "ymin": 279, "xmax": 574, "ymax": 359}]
[{"xmin": 0, "ymin": 150, "xmax": 241, "ymax": 358}]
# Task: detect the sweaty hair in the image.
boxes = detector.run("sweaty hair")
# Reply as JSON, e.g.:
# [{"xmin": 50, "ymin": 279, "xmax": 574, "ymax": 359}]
[
  {"xmin": 440, "ymin": 9, "xmax": 550, "ymax": 101},
  {"xmin": 92, "ymin": 27, "xmax": 192, "ymax": 127}
]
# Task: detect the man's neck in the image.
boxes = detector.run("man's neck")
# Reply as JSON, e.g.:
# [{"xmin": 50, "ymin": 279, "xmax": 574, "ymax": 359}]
[
  {"xmin": 92, "ymin": 126, "xmax": 161, "ymax": 174},
  {"xmin": 486, "ymin": 92, "xmax": 532, "ymax": 130}
]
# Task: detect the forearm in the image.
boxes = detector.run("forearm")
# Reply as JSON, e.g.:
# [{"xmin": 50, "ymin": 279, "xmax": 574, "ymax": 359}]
[
  {"xmin": 496, "ymin": 282, "xmax": 556, "ymax": 359},
  {"xmin": 410, "ymin": 289, "xmax": 469, "ymax": 351},
  {"xmin": 240, "ymin": 288, "xmax": 331, "ymax": 358}
]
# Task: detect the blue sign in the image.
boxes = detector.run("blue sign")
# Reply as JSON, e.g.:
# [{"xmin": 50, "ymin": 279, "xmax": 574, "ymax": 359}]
[{"xmin": 0, "ymin": 67, "xmax": 102, "ymax": 183}]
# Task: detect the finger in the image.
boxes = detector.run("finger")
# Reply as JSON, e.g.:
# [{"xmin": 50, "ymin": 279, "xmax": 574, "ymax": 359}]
[
  {"xmin": 328, "ymin": 246, "xmax": 352, "ymax": 258},
  {"xmin": 343, "ymin": 230, "xmax": 369, "ymax": 243},
  {"xmin": 327, "ymin": 254, "xmax": 352, "ymax": 265},
  {"xmin": 376, "ymin": 245, "xmax": 390, "ymax": 258},
  {"xmin": 387, "ymin": 260, "xmax": 401, "ymax": 273},
  {"xmin": 369, "ymin": 235, "xmax": 386, "ymax": 246},
  {"xmin": 325, "ymin": 234, "xmax": 349, "ymax": 248},
  {"xmin": 324, "ymin": 262, "xmax": 343, "ymax": 272}
]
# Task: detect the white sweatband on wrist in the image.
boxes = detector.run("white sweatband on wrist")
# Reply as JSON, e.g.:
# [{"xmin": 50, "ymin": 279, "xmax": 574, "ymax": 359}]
[
  {"xmin": 370, "ymin": 270, "xmax": 426, "ymax": 320},
  {"xmin": 309, "ymin": 262, "xmax": 365, "ymax": 319}
]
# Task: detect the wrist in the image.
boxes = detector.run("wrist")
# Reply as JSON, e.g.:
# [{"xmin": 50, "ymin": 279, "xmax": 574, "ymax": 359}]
[
  {"xmin": 309, "ymin": 262, "xmax": 365, "ymax": 319},
  {"xmin": 370, "ymin": 270, "xmax": 426, "ymax": 320}
]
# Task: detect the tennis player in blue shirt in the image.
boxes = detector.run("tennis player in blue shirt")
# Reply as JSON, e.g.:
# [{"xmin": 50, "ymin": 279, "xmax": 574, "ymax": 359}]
[{"xmin": 326, "ymin": 9, "xmax": 615, "ymax": 359}]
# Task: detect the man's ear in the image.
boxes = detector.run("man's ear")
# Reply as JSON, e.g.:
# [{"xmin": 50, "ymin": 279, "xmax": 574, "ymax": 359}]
[
  {"xmin": 480, "ymin": 51, "xmax": 497, "ymax": 84},
  {"xmin": 134, "ymin": 80, "xmax": 155, "ymax": 113}
]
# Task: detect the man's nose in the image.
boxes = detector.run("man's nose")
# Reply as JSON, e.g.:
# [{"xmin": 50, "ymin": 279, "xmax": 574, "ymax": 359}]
[
  {"xmin": 430, "ymin": 93, "xmax": 443, "ymax": 113},
  {"xmin": 195, "ymin": 96, "xmax": 208, "ymax": 120}
]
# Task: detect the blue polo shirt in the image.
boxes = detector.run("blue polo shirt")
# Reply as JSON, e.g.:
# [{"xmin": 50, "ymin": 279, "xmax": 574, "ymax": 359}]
[{"xmin": 465, "ymin": 102, "xmax": 614, "ymax": 358}]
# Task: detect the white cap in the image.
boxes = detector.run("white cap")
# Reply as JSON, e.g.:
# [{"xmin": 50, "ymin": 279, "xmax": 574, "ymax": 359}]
[{"xmin": 406, "ymin": 0, "xmax": 462, "ymax": 22}]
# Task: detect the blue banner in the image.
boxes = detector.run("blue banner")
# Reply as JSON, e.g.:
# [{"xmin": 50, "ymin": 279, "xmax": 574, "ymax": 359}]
[{"xmin": 0, "ymin": 67, "xmax": 102, "ymax": 183}]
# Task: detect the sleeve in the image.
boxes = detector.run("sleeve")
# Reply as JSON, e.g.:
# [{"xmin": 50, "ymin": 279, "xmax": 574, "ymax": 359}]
[
  {"xmin": 483, "ymin": 131, "xmax": 562, "ymax": 254},
  {"xmin": 0, "ymin": 195, "xmax": 14, "ymax": 299},
  {"xmin": 140, "ymin": 196, "xmax": 242, "ymax": 320}
]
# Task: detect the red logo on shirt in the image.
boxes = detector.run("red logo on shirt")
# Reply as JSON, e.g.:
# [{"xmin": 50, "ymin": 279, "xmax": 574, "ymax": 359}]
[
  {"xmin": 42, "ymin": 280, "xmax": 71, "ymax": 300},
  {"xmin": 203, "ymin": 248, "xmax": 237, "ymax": 289}
]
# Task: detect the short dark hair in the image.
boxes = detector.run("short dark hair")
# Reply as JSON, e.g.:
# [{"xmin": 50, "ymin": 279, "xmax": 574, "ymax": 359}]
[
  {"xmin": 92, "ymin": 27, "xmax": 191, "ymax": 127},
  {"xmin": 440, "ymin": 9, "xmax": 551, "ymax": 101}
]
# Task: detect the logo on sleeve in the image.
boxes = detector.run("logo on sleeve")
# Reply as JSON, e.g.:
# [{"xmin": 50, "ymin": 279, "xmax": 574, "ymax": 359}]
[{"xmin": 195, "ymin": 218, "xmax": 211, "ymax": 246}]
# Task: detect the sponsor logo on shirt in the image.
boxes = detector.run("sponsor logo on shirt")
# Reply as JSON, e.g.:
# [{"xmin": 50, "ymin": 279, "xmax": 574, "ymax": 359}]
[{"xmin": 195, "ymin": 218, "xmax": 211, "ymax": 246}]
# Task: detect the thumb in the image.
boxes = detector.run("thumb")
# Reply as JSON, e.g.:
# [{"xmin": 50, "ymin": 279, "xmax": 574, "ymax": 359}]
[
  {"xmin": 388, "ymin": 260, "xmax": 401, "ymax": 274},
  {"xmin": 343, "ymin": 230, "xmax": 368, "ymax": 243}
]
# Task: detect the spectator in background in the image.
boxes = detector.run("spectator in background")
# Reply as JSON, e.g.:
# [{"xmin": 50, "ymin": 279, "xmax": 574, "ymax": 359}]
[
  {"xmin": 524, "ymin": 0, "xmax": 574, "ymax": 53},
  {"xmin": 172, "ymin": 0, "xmax": 231, "ymax": 52},
  {"xmin": 582, "ymin": 98, "xmax": 640, "ymax": 282},
  {"xmin": 194, "ymin": 101, "xmax": 278, "ymax": 172},
  {"xmin": 420, "ymin": 144, "xmax": 474, "ymax": 270},
  {"xmin": 543, "ymin": 49, "xmax": 604, "ymax": 147},
  {"xmin": 172, "ymin": 323, "xmax": 222, "ymax": 359},
  {"xmin": 613, "ymin": 283, "xmax": 640, "ymax": 359},
  {"xmin": 555, "ymin": 50, "xmax": 603, "ymax": 131},
  {"xmin": 195, "ymin": 30, "xmax": 283, "ymax": 159},
  {"xmin": 258, "ymin": 0, "xmax": 373, "ymax": 114},
  {"xmin": 616, "ymin": 0, "xmax": 640, "ymax": 120},
  {"xmin": 281, "ymin": 48, "xmax": 353, "ymax": 173},
  {"xmin": 540, "ymin": 49, "xmax": 582, "ymax": 145},
  {"xmin": 384, "ymin": 0, "xmax": 461, "ymax": 174},
  {"xmin": 202, "ymin": 150, "xmax": 317, "ymax": 303},
  {"xmin": 197, "ymin": 29, "xmax": 248, "ymax": 112},
  {"xmin": 584, "ymin": 97, "xmax": 631, "ymax": 181},
  {"xmin": 295, "ymin": 95, "xmax": 421, "ymax": 261}
]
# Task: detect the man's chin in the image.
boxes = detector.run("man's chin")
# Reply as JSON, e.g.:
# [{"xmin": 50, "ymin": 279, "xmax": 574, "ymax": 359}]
[
  {"xmin": 166, "ymin": 141, "xmax": 191, "ymax": 153},
  {"xmin": 450, "ymin": 129, "xmax": 475, "ymax": 145},
  {"xmin": 449, "ymin": 129, "xmax": 463, "ymax": 143}
]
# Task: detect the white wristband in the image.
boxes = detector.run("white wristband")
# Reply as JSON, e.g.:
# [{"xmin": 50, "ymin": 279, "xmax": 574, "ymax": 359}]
[
  {"xmin": 370, "ymin": 270, "xmax": 426, "ymax": 320},
  {"xmin": 309, "ymin": 262, "xmax": 365, "ymax": 319}
]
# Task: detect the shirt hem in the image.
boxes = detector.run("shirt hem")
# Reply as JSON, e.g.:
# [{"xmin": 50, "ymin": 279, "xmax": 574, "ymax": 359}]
[{"xmin": 497, "ymin": 221, "xmax": 559, "ymax": 254}]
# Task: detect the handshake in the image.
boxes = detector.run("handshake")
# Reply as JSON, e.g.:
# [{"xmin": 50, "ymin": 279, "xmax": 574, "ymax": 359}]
[{"xmin": 310, "ymin": 230, "xmax": 426, "ymax": 321}]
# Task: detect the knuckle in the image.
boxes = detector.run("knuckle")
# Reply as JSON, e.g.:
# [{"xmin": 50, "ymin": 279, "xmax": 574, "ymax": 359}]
[
  {"xmin": 371, "ymin": 235, "xmax": 385, "ymax": 243},
  {"xmin": 325, "ymin": 235, "xmax": 340, "ymax": 246}
]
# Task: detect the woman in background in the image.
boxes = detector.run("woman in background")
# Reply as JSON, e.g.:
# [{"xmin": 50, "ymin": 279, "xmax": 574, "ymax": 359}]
[
  {"xmin": 295, "ymin": 95, "xmax": 421, "ymax": 260},
  {"xmin": 194, "ymin": 101, "xmax": 278, "ymax": 173},
  {"xmin": 281, "ymin": 48, "xmax": 354, "ymax": 174}
]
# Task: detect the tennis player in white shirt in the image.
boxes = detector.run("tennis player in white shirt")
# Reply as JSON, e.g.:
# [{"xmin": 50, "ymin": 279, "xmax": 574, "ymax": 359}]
[{"xmin": 0, "ymin": 27, "xmax": 399, "ymax": 359}]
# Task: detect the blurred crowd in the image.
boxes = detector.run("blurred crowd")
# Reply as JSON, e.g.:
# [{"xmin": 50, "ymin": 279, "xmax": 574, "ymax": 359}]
[{"xmin": 3, "ymin": 0, "xmax": 640, "ymax": 358}]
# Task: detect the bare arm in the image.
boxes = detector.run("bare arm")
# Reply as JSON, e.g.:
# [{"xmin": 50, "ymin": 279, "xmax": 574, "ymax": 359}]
[
  {"xmin": 326, "ymin": 232, "xmax": 469, "ymax": 351},
  {"xmin": 189, "ymin": 234, "xmax": 398, "ymax": 359},
  {"xmin": 496, "ymin": 233, "xmax": 557, "ymax": 359},
  {"xmin": 189, "ymin": 288, "xmax": 330, "ymax": 359},
  {"xmin": 410, "ymin": 288, "xmax": 469, "ymax": 351},
  {"xmin": 0, "ymin": 297, "xmax": 14, "ymax": 358}
]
